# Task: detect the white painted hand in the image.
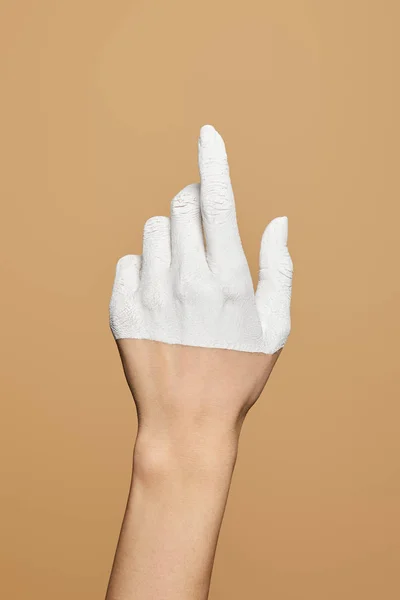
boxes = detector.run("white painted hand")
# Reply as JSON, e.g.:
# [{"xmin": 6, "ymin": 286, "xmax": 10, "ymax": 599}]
[{"xmin": 110, "ymin": 124, "xmax": 293, "ymax": 355}]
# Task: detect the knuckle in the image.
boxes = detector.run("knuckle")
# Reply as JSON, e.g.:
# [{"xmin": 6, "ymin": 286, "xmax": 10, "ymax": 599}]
[
  {"xmin": 202, "ymin": 182, "xmax": 232, "ymax": 214},
  {"xmin": 281, "ymin": 250, "xmax": 293, "ymax": 273},
  {"xmin": 220, "ymin": 262, "xmax": 253, "ymax": 300},
  {"xmin": 174, "ymin": 278, "xmax": 196, "ymax": 303},
  {"xmin": 278, "ymin": 321, "xmax": 291, "ymax": 345},
  {"xmin": 277, "ymin": 253, "xmax": 293, "ymax": 288},
  {"xmin": 140, "ymin": 284, "xmax": 165, "ymax": 310},
  {"xmin": 173, "ymin": 272, "xmax": 213, "ymax": 304},
  {"xmin": 222, "ymin": 280, "xmax": 251, "ymax": 301}
]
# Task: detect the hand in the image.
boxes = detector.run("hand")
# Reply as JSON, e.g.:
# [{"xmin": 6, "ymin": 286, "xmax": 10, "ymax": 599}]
[
  {"xmin": 106, "ymin": 124, "xmax": 294, "ymax": 600},
  {"xmin": 109, "ymin": 124, "xmax": 293, "ymax": 462}
]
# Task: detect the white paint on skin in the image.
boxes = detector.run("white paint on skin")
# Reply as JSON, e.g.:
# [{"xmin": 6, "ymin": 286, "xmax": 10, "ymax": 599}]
[{"xmin": 109, "ymin": 124, "xmax": 293, "ymax": 355}]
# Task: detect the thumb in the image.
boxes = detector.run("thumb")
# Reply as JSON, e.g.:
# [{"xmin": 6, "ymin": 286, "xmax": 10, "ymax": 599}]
[{"xmin": 255, "ymin": 216, "xmax": 293, "ymax": 354}]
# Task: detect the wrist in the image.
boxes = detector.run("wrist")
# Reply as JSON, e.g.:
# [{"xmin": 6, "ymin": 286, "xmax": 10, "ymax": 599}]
[{"xmin": 132, "ymin": 422, "xmax": 240, "ymax": 485}]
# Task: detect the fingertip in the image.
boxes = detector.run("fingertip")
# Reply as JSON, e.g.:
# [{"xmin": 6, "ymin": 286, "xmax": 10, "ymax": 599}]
[
  {"xmin": 198, "ymin": 124, "xmax": 228, "ymax": 175},
  {"xmin": 115, "ymin": 254, "xmax": 142, "ymax": 287},
  {"xmin": 198, "ymin": 124, "xmax": 227, "ymax": 155},
  {"xmin": 143, "ymin": 215, "xmax": 170, "ymax": 236},
  {"xmin": 263, "ymin": 216, "xmax": 288, "ymax": 246},
  {"xmin": 116, "ymin": 254, "xmax": 130, "ymax": 269},
  {"xmin": 170, "ymin": 183, "xmax": 200, "ymax": 214},
  {"xmin": 116, "ymin": 254, "xmax": 141, "ymax": 271},
  {"xmin": 199, "ymin": 124, "xmax": 216, "ymax": 147}
]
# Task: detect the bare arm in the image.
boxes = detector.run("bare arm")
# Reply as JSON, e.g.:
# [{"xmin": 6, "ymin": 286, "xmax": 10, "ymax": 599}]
[
  {"xmin": 106, "ymin": 124, "xmax": 293, "ymax": 600},
  {"xmin": 110, "ymin": 427, "xmax": 237, "ymax": 600}
]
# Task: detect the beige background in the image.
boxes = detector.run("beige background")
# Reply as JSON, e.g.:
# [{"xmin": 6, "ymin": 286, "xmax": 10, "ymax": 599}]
[{"xmin": 1, "ymin": 1, "xmax": 399, "ymax": 598}]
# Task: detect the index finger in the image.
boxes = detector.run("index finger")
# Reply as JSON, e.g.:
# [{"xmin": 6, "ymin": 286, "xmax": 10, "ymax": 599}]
[{"xmin": 198, "ymin": 124, "xmax": 247, "ymax": 273}]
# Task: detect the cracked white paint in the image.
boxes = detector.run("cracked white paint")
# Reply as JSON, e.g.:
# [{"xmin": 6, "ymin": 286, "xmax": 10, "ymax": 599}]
[{"xmin": 109, "ymin": 124, "xmax": 293, "ymax": 354}]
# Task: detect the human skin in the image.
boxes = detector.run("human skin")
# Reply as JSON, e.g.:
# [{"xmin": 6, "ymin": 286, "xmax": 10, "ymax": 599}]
[{"xmin": 106, "ymin": 124, "xmax": 293, "ymax": 600}]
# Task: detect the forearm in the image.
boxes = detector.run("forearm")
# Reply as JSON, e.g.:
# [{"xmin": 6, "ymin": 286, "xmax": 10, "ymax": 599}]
[{"xmin": 106, "ymin": 425, "xmax": 240, "ymax": 600}]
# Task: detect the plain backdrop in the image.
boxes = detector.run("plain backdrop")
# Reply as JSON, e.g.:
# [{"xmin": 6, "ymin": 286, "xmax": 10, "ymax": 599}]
[{"xmin": 1, "ymin": 1, "xmax": 399, "ymax": 599}]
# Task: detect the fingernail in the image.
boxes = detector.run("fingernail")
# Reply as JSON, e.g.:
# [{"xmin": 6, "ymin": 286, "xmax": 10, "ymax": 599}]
[{"xmin": 200, "ymin": 124, "xmax": 216, "ymax": 147}]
